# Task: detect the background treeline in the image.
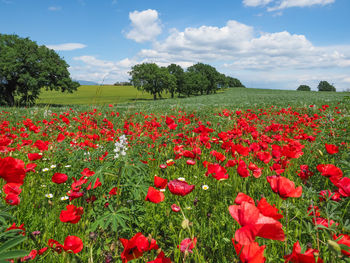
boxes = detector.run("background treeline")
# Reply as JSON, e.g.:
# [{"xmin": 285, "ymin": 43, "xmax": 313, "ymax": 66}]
[{"xmin": 129, "ymin": 62, "xmax": 244, "ymax": 100}]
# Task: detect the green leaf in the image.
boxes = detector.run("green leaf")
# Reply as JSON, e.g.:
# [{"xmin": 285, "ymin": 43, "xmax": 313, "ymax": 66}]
[
  {"xmin": 0, "ymin": 250, "xmax": 28, "ymax": 261},
  {"xmin": 0, "ymin": 236, "xmax": 26, "ymax": 254}
]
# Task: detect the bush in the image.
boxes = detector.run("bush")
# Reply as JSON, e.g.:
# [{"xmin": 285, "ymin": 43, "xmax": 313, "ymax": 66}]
[
  {"xmin": 318, "ymin": 81, "xmax": 336, "ymax": 92},
  {"xmin": 297, "ymin": 85, "xmax": 311, "ymax": 91}
]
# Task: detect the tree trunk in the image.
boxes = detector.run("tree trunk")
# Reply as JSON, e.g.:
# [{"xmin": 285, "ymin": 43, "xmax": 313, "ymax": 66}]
[
  {"xmin": 171, "ymin": 92, "xmax": 174, "ymax": 98},
  {"xmin": 153, "ymin": 93, "xmax": 157, "ymax": 100},
  {"xmin": 4, "ymin": 85, "xmax": 15, "ymax": 106}
]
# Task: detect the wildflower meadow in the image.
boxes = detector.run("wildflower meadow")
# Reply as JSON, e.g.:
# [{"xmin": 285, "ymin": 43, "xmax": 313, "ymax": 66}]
[{"xmin": 0, "ymin": 88, "xmax": 350, "ymax": 262}]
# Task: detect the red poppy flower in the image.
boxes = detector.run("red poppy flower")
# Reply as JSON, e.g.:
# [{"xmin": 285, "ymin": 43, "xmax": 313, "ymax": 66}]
[
  {"xmin": 171, "ymin": 204, "xmax": 181, "ymax": 212},
  {"xmin": 165, "ymin": 116, "xmax": 177, "ymax": 130},
  {"xmin": 81, "ymin": 168, "xmax": 95, "ymax": 177},
  {"xmin": 333, "ymin": 234, "xmax": 350, "ymax": 257},
  {"xmin": 317, "ymin": 164, "xmax": 343, "ymax": 186},
  {"xmin": 3, "ymin": 183, "xmax": 22, "ymax": 195},
  {"xmin": 307, "ymin": 205, "xmax": 320, "ymax": 217},
  {"xmin": 6, "ymin": 223, "xmax": 25, "ymax": 236},
  {"xmin": 178, "ymin": 237, "xmax": 197, "ymax": 253},
  {"xmin": 325, "ymin": 143, "xmax": 339, "ymax": 155},
  {"xmin": 147, "ymin": 251, "xmax": 172, "ymax": 263},
  {"xmin": 313, "ymin": 217, "xmax": 338, "ymax": 228},
  {"xmin": 27, "ymin": 153, "xmax": 43, "ymax": 161},
  {"xmin": 120, "ymin": 232, "xmax": 158, "ymax": 263},
  {"xmin": 319, "ymin": 190, "xmax": 341, "ymax": 202},
  {"xmin": 229, "ymin": 201, "xmax": 285, "ymax": 245},
  {"xmin": 232, "ymin": 238, "xmax": 266, "ymax": 263},
  {"xmin": 57, "ymin": 133, "xmax": 66, "ymax": 142},
  {"xmin": 237, "ymin": 160, "xmax": 250, "ymax": 178},
  {"xmin": 5, "ymin": 193, "xmax": 20, "ymax": 206},
  {"xmin": 234, "ymin": 192, "xmax": 254, "ymax": 205},
  {"xmin": 154, "ymin": 176, "xmax": 168, "ymax": 189},
  {"xmin": 297, "ymin": 165, "xmax": 314, "ymax": 182},
  {"xmin": 284, "ymin": 241, "xmax": 323, "ymax": 263},
  {"xmin": 186, "ymin": 159, "xmax": 196, "ymax": 165},
  {"xmin": 0, "ymin": 157, "xmax": 27, "ymax": 184},
  {"xmin": 210, "ymin": 150, "xmax": 226, "ymax": 162},
  {"xmin": 63, "ymin": 236, "xmax": 84, "ymax": 253},
  {"xmin": 338, "ymin": 177, "xmax": 350, "ymax": 197},
  {"xmin": 206, "ymin": 163, "xmax": 228, "ymax": 180},
  {"xmin": 168, "ymin": 180, "xmax": 195, "ymax": 196},
  {"xmin": 59, "ymin": 204, "xmax": 84, "ymax": 224},
  {"xmin": 225, "ymin": 159, "xmax": 238, "ymax": 167},
  {"xmin": 108, "ymin": 187, "xmax": 118, "ymax": 198},
  {"xmin": 159, "ymin": 164, "xmax": 167, "ymax": 169},
  {"xmin": 34, "ymin": 140, "xmax": 49, "ymax": 151},
  {"xmin": 145, "ymin": 187, "xmax": 165, "ymax": 203},
  {"xmin": 86, "ymin": 178, "xmax": 102, "ymax": 190},
  {"xmin": 38, "ymin": 247, "xmax": 48, "ymax": 255},
  {"xmin": 52, "ymin": 173, "xmax": 68, "ymax": 184},
  {"xmin": 248, "ymin": 162, "xmax": 262, "ymax": 178},
  {"xmin": 257, "ymin": 151, "xmax": 272, "ymax": 164},
  {"xmin": 21, "ymin": 249, "xmax": 38, "ymax": 261},
  {"xmin": 266, "ymin": 176, "xmax": 302, "ymax": 199},
  {"xmin": 257, "ymin": 198, "xmax": 283, "ymax": 220}
]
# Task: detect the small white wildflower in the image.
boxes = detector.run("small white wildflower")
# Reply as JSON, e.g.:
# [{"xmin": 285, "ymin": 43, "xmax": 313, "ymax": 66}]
[
  {"xmin": 41, "ymin": 184, "xmax": 47, "ymax": 188},
  {"xmin": 60, "ymin": 196, "xmax": 69, "ymax": 201},
  {"xmin": 159, "ymin": 189, "xmax": 166, "ymax": 192},
  {"xmin": 65, "ymin": 165, "xmax": 71, "ymax": 168},
  {"xmin": 50, "ymin": 165, "xmax": 56, "ymax": 169},
  {"xmin": 186, "ymin": 206, "xmax": 192, "ymax": 210},
  {"xmin": 202, "ymin": 185, "xmax": 209, "ymax": 190},
  {"xmin": 45, "ymin": 193, "xmax": 53, "ymax": 198},
  {"xmin": 177, "ymin": 177, "xmax": 186, "ymax": 181},
  {"xmin": 42, "ymin": 168, "xmax": 49, "ymax": 172}
]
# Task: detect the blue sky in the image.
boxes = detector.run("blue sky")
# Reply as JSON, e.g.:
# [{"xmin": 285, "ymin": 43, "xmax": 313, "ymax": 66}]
[{"xmin": 1, "ymin": 0, "xmax": 350, "ymax": 90}]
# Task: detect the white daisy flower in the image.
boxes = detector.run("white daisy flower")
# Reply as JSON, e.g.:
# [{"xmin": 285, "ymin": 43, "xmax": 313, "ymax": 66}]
[
  {"xmin": 45, "ymin": 193, "xmax": 53, "ymax": 198},
  {"xmin": 202, "ymin": 185, "xmax": 209, "ymax": 190},
  {"xmin": 177, "ymin": 177, "xmax": 186, "ymax": 181},
  {"xmin": 42, "ymin": 168, "xmax": 49, "ymax": 172},
  {"xmin": 60, "ymin": 196, "xmax": 69, "ymax": 201}
]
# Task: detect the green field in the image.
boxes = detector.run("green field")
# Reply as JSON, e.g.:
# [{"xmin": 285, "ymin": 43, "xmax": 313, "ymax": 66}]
[
  {"xmin": 37, "ymin": 85, "xmax": 349, "ymax": 111},
  {"xmin": 37, "ymin": 85, "xmax": 172, "ymax": 105}
]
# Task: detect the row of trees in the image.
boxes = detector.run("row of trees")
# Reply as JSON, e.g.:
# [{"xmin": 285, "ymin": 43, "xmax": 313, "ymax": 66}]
[
  {"xmin": 129, "ymin": 63, "xmax": 244, "ymax": 100},
  {"xmin": 297, "ymin": 81, "xmax": 336, "ymax": 92}
]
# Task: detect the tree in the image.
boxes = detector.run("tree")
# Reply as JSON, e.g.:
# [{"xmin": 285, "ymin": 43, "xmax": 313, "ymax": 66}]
[
  {"xmin": 183, "ymin": 71, "xmax": 209, "ymax": 97},
  {"xmin": 187, "ymin": 63, "xmax": 221, "ymax": 95},
  {"xmin": 129, "ymin": 63, "xmax": 175, "ymax": 100},
  {"xmin": 0, "ymin": 34, "xmax": 79, "ymax": 106},
  {"xmin": 317, "ymin": 81, "xmax": 336, "ymax": 92},
  {"xmin": 226, "ymin": 76, "xmax": 245, "ymax": 88},
  {"xmin": 297, "ymin": 85, "xmax": 311, "ymax": 91},
  {"xmin": 167, "ymin": 64, "xmax": 184, "ymax": 98}
]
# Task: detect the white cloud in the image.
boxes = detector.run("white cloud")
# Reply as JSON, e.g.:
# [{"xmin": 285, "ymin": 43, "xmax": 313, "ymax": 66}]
[
  {"xmin": 126, "ymin": 9, "xmax": 162, "ymax": 43},
  {"xmin": 48, "ymin": 6, "xmax": 62, "ymax": 11},
  {"xmin": 243, "ymin": 0, "xmax": 273, "ymax": 7},
  {"xmin": 46, "ymin": 43, "xmax": 87, "ymax": 51},
  {"xmin": 71, "ymin": 56, "xmax": 139, "ymax": 84},
  {"xmin": 268, "ymin": 0, "xmax": 335, "ymax": 11}
]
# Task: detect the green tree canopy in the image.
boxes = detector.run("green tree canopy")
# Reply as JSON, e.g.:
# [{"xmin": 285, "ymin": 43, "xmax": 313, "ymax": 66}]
[
  {"xmin": 0, "ymin": 34, "xmax": 79, "ymax": 106},
  {"xmin": 129, "ymin": 63, "xmax": 175, "ymax": 100},
  {"xmin": 187, "ymin": 63, "xmax": 221, "ymax": 95},
  {"xmin": 167, "ymin": 63, "xmax": 184, "ymax": 98},
  {"xmin": 297, "ymin": 85, "xmax": 311, "ymax": 91},
  {"xmin": 317, "ymin": 81, "xmax": 336, "ymax": 92}
]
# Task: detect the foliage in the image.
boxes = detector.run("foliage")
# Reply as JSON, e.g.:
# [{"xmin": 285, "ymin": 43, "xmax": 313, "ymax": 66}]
[
  {"xmin": 167, "ymin": 64, "xmax": 185, "ymax": 98},
  {"xmin": 226, "ymin": 76, "xmax": 245, "ymax": 88},
  {"xmin": 297, "ymin": 85, "xmax": 311, "ymax": 91},
  {"xmin": 0, "ymin": 34, "xmax": 79, "ymax": 106},
  {"xmin": 129, "ymin": 63, "xmax": 176, "ymax": 100},
  {"xmin": 318, "ymin": 81, "xmax": 336, "ymax": 92}
]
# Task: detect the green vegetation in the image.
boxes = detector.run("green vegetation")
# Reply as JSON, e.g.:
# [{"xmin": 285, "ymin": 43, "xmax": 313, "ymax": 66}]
[
  {"xmin": 318, "ymin": 80, "xmax": 336, "ymax": 92},
  {"xmin": 0, "ymin": 34, "xmax": 78, "ymax": 107},
  {"xmin": 297, "ymin": 85, "xmax": 311, "ymax": 91}
]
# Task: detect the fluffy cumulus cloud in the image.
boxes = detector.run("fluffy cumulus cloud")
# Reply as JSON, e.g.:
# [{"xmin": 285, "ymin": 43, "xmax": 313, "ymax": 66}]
[
  {"xmin": 46, "ymin": 43, "xmax": 86, "ymax": 51},
  {"xmin": 243, "ymin": 0, "xmax": 336, "ymax": 11},
  {"xmin": 134, "ymin": 19, "xmax": 350, "ymax": 90},
  {"xmin": 70, "ymin": 56, "xmax": 139, "ymax": 84},
  {"xmin": 126, "ymin": 9, "xmax": 162, "ymax": 43}
]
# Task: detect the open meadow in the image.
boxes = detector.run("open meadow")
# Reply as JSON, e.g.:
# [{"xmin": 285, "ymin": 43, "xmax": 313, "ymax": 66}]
[{"xmin": 1, "ymin": 88, "xmax": 350, "ymax": 262}]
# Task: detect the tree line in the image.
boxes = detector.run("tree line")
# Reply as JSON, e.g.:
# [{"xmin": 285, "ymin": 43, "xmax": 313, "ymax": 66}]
[
  {"xmin": 129, "ymin": 62, "xmax": 244, "ymax": 100},
  {"xmin": 297, "ymin": 81, "xmax": 336, "ymax": 92}
]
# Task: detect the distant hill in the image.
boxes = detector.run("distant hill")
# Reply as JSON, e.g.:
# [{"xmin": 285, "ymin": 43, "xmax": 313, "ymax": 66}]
[{"xmin": 75, "ymin": 80, "xmax": 99, "ymax": 85}]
